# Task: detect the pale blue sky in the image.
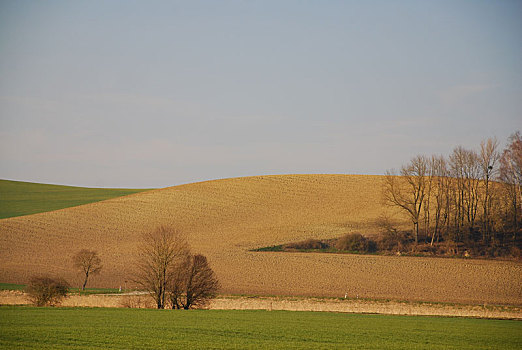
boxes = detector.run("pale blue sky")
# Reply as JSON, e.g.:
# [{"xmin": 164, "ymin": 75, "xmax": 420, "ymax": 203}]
[{"xmin": 0, "ymin": 0, "xmax": 520, "ymax": 187}]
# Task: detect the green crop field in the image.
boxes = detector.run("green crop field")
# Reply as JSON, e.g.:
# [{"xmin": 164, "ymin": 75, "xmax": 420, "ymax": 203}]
[
  {"xmin": 0, "ymin": 283, "xmax": 25, "ymax": 291},
  {"xmin": 0, "ymin": 307, "xmax": 520, "ymax": 350},
  {"xmin": 0, "ymin": 180, "xmax": 151, "ymax": 219}
]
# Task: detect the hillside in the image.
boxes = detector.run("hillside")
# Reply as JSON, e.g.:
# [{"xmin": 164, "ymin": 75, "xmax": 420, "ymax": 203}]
[
  {"xmin": 0, "ymin": 175, "xmax": 520, "ymax": 304},
  {"xmin": 0, "ymin": 180, "xmax": 151, "ymax": 219}
]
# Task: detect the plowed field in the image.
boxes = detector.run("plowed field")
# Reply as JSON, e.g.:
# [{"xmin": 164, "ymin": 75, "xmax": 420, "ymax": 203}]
[{"xmin": 1, "ymin": 175, "xmax": 520, "ymax": 304}]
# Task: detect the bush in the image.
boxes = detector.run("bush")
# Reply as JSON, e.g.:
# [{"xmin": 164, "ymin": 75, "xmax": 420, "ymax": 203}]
[
  {"xmin": 25, "ymin": 276, "xmax": 69, "ymax": 306},
  {"xmin": 377, "ymin": 229, "xmax": 411, "ymax": 252},
  {"xmin": 374, "ymin": 215, "xmax": 411, "ymax": 252},
  {"xmin": 284, "ymin": 239, "xmax": 327, "ymax": 250},
  {"xmin": 335, "ymin": 234, "xmax": 376, "ymax": 253}
]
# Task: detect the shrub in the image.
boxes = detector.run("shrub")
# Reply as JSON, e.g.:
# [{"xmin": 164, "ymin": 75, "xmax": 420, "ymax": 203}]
[
  {"xmin": 284, "ymin": 239, "xmax": 327, "ymax": 250},
  {"xmin": 377, "ymin": 229, "xmax": 411, "ymax": 252},
  {"xmin": 335, "ymin": 233, "xmax": 376, "ymax": 253},
  {"xmin": 25, "ymin": 276, "xmax": 69, "ymax": 306}
]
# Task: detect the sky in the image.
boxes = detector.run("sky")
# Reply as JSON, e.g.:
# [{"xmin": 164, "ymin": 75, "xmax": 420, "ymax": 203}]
[{"xmin": 0, "ymin": 0, "xmax": 521, "ymax": 188}]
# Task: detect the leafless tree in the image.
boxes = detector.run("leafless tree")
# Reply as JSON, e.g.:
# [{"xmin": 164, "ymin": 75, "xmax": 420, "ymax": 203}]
[
  {"xmin": 449, "ymin": 147, "xmax": 465, "ymax": 237},
  {"xmin": 422, "ymin": 156, "xmax": 436, "ymax": 243},
  {"xmin": 135, "ymin": 226, "xmax": 190, "ymax": 309},
  {"xmin": 169, "ymin": 254, "xmax": 220, "ymax": 309},
  {"xmin": 430, "ymin": 155, "xmax": 451, "ymax": 245},
  {"xmin": 499, "ymin": 132, "xmax": 522, "ymax": 242},
  {"xmin": 450, "ymin": 146, "xmax": 481, "ymax": 241},
  {"xmin": 73, "ymin": 249, "xmax": 102, "ymax": 290},
  {"xmin": 384, "ymin": 155, "xmax": 429, "ymax": 244},
  {"xmin": 479, "ymin": 138, "xmax": 500, "ymax": 242}
]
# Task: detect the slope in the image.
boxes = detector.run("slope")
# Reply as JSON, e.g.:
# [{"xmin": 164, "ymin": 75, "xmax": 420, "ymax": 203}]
[{"xmin": 0, "ymin": 175, "xmax": 520, "ymax": 304}]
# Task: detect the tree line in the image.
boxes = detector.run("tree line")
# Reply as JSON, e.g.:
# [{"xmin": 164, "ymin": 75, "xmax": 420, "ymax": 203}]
[{"xmin": 383, "ymin": 132, "xmax": 521, "ymax": 257}]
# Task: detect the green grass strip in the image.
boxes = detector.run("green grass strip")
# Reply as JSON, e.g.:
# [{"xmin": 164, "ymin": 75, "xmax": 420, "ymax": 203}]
[
  {"xmin": 0, "ymin": 283, "xmax": 123, "ymax": 295},
  {"xmin": 0, "ymin": 283, "xmax": 25, "ymax": 291},
  {"xmin": 0, "ymin": 306, "xmax": 520, "ymax": 349}
]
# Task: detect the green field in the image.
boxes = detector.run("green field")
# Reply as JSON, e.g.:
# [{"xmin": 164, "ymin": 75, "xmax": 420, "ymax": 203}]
[
  {"xmin": 0, "ymin": 283, "xmax": 25, "ymax": 291},
  {"xmin": 0, "ymin": 307, "xmax": 520, "ymax": 349},
  {"xmin": 0, "ymin": 180, "xmax": 151, "ymax": 219},
  {"xmin": 0, "ymin": 283, "xmax": 124, "ymax": 295}
]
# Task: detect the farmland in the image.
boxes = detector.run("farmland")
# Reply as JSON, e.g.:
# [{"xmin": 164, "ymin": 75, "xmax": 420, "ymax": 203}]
[
  {"xmin": 0, "ymin": 175, "xmax": 521, "ymax": 304},
  {"xmin": 0, "ymin": 179, "xmax": 150, "ymax": 219},
  {"xmin": 1, "ymin": 306, "xmax": 521, "ymax": 349}
]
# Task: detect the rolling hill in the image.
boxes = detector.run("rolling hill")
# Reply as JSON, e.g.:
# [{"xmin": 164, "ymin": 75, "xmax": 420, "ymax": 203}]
[{"xmin": 0, "ymin": 175, "xmax": 520, "ymax": 304}]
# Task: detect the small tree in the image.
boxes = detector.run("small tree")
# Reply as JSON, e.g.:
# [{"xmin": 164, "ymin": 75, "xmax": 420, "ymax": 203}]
[
  {"xmin": 135, "ymin": 226, "xmax": 190, "ymax": 309},
  {"xmin": 25, "ymin": 276, "xmax": 69, "ymax": 306},
  {"xmin": 73, "ymin": 249, "xmax": 102, "ymax": 290},
  {"xmin": 169, "ymin": 254, "xmax": 220, "ymax": 309}
]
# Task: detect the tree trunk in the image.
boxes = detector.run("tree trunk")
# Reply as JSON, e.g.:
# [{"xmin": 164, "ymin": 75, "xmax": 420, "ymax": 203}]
[{"xmin": 82, "ymin": 272, "xmax": 89, "ymax": 291}]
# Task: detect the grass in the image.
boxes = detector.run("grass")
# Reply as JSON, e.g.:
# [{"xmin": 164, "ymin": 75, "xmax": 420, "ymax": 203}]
[
  {"xmin": 253, "ymin": 244, "xmax": 284, "ymax": 252},
  {"xmin": 0, "ymin": 179, "xmax": 151, "ymax": 219},
  {"xmin": 252, "ymin": 244, "xmax": 376, "ymax": 255},
  {"xmin": 0, "ymin": 283, "xmax": 122, "ymax": 295},
  {"xmin": 0, "ymin": 283, "xmax": 25, "ymax": 291},
  {"xmin": 0, "ymin": 306, "xmax": 520, "ymax": 349},
  {"xmin": 69, "ymin": 288, "xmax": 123, "ymax": 295}
]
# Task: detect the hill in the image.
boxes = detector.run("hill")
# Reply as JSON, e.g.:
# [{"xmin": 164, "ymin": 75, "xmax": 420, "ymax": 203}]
[
  {"xmin": 0, "ymin": 180, "xmax": 151, "ymax": 219},
  {"xmin": 0, "ymin": 175, "xmax": 520, "ymax": 304}
]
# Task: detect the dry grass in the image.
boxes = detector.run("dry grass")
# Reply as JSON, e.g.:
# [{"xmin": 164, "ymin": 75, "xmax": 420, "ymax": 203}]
[
  {"xmin": 1, "ymin": 291, "xmax": 519, "ymax": 319},
  {"xmin": 0, "ymin": 175, "xmax": 520, "ymax": 305}
]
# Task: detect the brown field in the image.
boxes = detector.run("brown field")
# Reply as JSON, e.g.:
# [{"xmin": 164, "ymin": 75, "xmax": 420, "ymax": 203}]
[{"xmin": 0, "ymin": 174, "xmax": 521, "ymax": 305}]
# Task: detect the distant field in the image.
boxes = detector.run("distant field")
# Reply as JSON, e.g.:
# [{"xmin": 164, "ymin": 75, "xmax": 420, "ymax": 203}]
[
  {"xmin": 0, "ymin": 307, "xmax": 520, "ymax": 350},
  {"xmin": 1, "ymin": 175, "xmax": 521, "ymax": 304},
  {"xmin": 0, "ymin": 179, "xmax": 150, "ymax": 219}
]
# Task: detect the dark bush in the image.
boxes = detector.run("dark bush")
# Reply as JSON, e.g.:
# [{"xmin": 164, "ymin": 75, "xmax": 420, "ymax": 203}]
[
  {"xmin": 284, "ymin": 239, "xmax": 327, "ymax": 250},
  {"xmin": 378, "ymin": 230, "xmax": 411, "ymax": 252},
  {"xmin": 25, "ymin": 276, "xmax": 69, "ymax": 306},
  {"xmin": 335, "ymin": 233, "xmax": 376, "ymax": 253}
]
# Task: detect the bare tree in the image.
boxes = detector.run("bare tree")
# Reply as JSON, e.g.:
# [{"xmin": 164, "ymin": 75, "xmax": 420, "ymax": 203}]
[
  {"xmin": 479, "ymin": 138, "xmax": 500, "ymax": 242},
  {"xmin": 73, "ymin": 249, "xmax": 102, "ymax": 290},
  {"xmin": 430, "ymin": 155, "xmax": 450, "ymax": 245},
  {"xmin": 449, "ymin": 147, "xmax": 465, "ymax": 237},
  {"xmin": 384, "ymin": 155, "xmax": 429, "ymax": 244},
  {"xmin": 450, "ymin": 146, "xmax": 481, "ymax": 241},
  {"xmin": 499, "ymin": 132, "xmax": 522, "ymax": 242},
  {"xmin": 422, "ymin": 157, "xmax": 435, "ymax": 242},
  {"xmin": 169, "ymin": 254, "xmax": 220, "ymax": 309},
  {"xmin": 135, "ymin": 226, "xmax": 190, "ymax": 309}
]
